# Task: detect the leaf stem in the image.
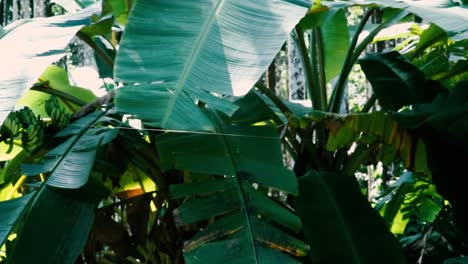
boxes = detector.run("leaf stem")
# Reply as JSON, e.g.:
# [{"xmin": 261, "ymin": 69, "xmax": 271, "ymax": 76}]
[
  {"xmin": 76, "ymin": 31, "xmax": 114, "ymax": 69},
  {"xmin": 294, "ymin": 26, "xmax": 323, "ymax": 111},
  {"xmin": 329, "ymin": 8, "xmax": 375, "ymax": 113},
  {"xmin": 311, "ymin": 28, "xmax": 327, "ymax": 110},
  {"xmin": 329, "ymin": 9, "xmax": 409, "ymax": 113},
  {"xmin": 255, "ymin": 83, "xmax": 292, "ymax": 117},
  {"xmin": 342, "ymin": 144, "xmax": 371, "ymax": 176},
  {"xmin": 31, "ymin": 83, "xmax": 87, "ymax": 106},
  {"xmin": 361, "ymin": 94, "xmax": 376, "ymax": 113}
]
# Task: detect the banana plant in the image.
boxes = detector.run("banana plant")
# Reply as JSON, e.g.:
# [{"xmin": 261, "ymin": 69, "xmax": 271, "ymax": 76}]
[
  {"xmin": 0, "ymin": 0, "xmax": 467, "ymax": 263},
  {"xmin": 269, "ymin": 1, "xmax": 467, "ymax": 263},
  {"xmin": 0, "ymin": 109, "xmax": 118, "ymax": 263}
]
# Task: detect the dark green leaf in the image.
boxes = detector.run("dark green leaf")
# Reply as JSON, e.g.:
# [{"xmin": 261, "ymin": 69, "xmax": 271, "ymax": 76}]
[
  {"xmin": 296, "ymin": 170, "xmax": 405, "ymax": 264},
  {"xmin": 0, "ymin": 192, "xmax": 35, "ymax": 245},
  {"xmin": 360, "ymin": 51, "xmax": 444, "ymax": 111},
  {"xmin": 444, "ymin": 256, "xmax": 468, "ymax": 264},
  {"xmin": 170, "ymin": 178, "xmax": 236, "ymax": 199},
  {"xmin": 158, "ymin": 124, "xmax": 297, "ymax": 195},
  {"xmin": 174, "ymin": 189, "xmax": 239, "ymax": 226},
  {"xmin": 8, "ymin": 182, "xmax": 106, "ymax": 264},
  {"xmin": 246, "ymin": 187, "xmax": 302, "ymax": 233}
]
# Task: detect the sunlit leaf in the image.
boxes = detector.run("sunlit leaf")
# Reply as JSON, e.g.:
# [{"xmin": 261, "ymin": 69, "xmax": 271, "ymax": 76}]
[
  {"xmin": 0, "ymin": 3, "xmax": 101, "ymax": 126},
  {"xmin": 114, "ymin": 0, "xmax": 310, "ymax": 131}
]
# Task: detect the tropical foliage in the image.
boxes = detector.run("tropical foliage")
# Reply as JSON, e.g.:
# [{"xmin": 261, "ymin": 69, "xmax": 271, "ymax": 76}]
[{"xmin": 0, "ymin": 0, "xmax": 467, "ymax": 263}]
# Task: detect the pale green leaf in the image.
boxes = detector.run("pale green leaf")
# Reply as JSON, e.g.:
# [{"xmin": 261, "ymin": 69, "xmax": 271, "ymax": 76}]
[
  {"xmin": 0, "ymin": 3, "xmax": 101, "ymax": 126},
  {"xmin": 321, "ymin": 9, "xmax": 350, "ymax": 82}
]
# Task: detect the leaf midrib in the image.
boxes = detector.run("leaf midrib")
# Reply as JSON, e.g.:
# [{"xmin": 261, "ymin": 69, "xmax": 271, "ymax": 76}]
[
  {"xmin": 161, "ymin": 0, "xmax": 226, "ymax": 127},
  {"xmin": 211, "ymin": 112, "xmax": 260, "ymax": 264}
]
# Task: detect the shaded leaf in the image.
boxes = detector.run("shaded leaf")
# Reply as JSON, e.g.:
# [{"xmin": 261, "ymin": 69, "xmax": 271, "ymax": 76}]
[
  {"xmin": 158, "ymin": 124, "xmax": 297, "ymax": 195},
  {"xmin": 444, "ymin": 256, "xmax": 468, "ymax": 264},
  {"xmin": 164, "ymin": 112, "xmax": 306, "ymax": 262},
  {"xmin": 296, "ymin": 170, "xmax": 405, "ymax": 264},
  {"xmin": 0, "ymin": 192, "xmax": 35, "ymax": 246},
  {"xmin": 170, "ymin": 178, "xmax": 236, "ymax": 199},
  {"xmin": 360, "ymin": 51, "xmax": 444, "ymax": 111},
  {"xmin": 8, "ymin": 182, "xmax": 108, "ymax": 263}
]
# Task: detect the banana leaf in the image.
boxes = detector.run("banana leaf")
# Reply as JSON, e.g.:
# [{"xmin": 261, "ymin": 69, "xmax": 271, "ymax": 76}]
[
  {"xmin": 321, "ymin": 0, "xmax": 468, "ymax": 40},
  {"xmin": 114, "ymin": 0, "xmax": 310, "ymax": 131},
  {"xmin": 158, "ymin": 111, "xmax": 307, "ymax": 263},
  {"xmin": 296, "ymin": 170, "xmax": 406, "ymax": 264},
  {"xmin": 0, "ymin": 3, "xmax": 101, "ymax": 126},
  {"xmin": 0, "ymin": 111, "xmax": 115, "ymax": 261}
]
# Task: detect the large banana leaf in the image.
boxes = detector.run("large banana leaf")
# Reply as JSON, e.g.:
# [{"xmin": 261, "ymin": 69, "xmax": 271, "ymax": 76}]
[
  {"xmin": 0, "ymin": 3, "xmax": 101, "ymax": 127},
  {"xmin": 0, "ymin": 110, "xmax": 116, "ymax": 261},
  {"xmin": 296, "ymin": 170, "xmax": 406, "ymax": 264},
  {"xmin": 359, "ymin": 51, "xmax": 444, "ymax": 111},
  {"xmin": 7, "ymin": 182, "xmax": 108, "ymax": 264},
  {"xmin": 22, "ymin": 111, "xmax": 118, "ymax": 189},
  {"xmin": 0, "ymin": 192, "xmax": 35, "ymax": 245},
  {"xmin": 158, "ymin": 111, "xmax": 308, "ymax": 263},
  {"xmin": 321, "ymin": 0, "xmax": 468, "ymax": 40},
  {"xmin": 390, "ymin": 82, "xmax": 468, "ymax": 235},
  {"xmin": 114, "ymin": 0, "xmax": 310, "ymax": 131}
]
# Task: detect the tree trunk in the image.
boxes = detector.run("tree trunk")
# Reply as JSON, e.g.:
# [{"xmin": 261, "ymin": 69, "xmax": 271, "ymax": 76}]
[
  {"xmin": 12, "ymin": 0, "xmax": 18, "ymax": 21},
  {"xmin": 33, "ymin": 0, "xmax": 46, "ymax": 18},
  {"xmin": 288, "ymin": 34, "xmax": 307, "ymax": 100},
  {"xmin": 20, "ymin": 0, "xmax": 30, "ymax": 18}
]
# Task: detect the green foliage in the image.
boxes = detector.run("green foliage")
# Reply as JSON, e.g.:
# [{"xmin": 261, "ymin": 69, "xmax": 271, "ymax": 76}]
[
  {"xmin": 376, "ymin": 172, "xmax": 443, "ymax": 235},
  {"xmin": 360, "ymin": 51, "xmax": 444, "ymax": 111},
  {"xmin": 7, "ymin": 182, "xmax": 108, "ymax": 264},
  {"xmin": 0, "ymin": 0, "xmax": 467, "ymax": 263},
  {"xmin": 296, "ymin": 170, "xmax": 406, "ymax": 264},
  {"xmin": 159, "ymin": 109, "xmax": 307, "ymax": 262},
  {"xmin": 114, "ymin": 0, "xmax": 309, "ymax": 131},
  {"xmin": 0, "ymin": 4, "xmax": 101, "ymax": 126}
]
